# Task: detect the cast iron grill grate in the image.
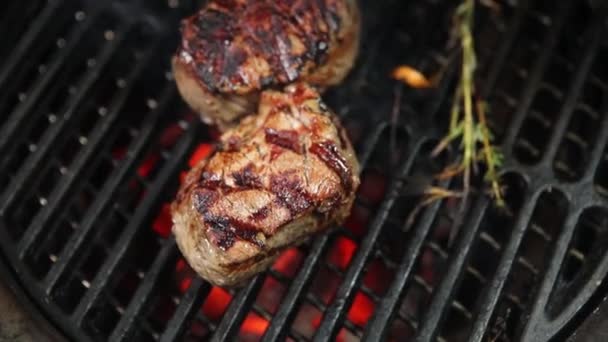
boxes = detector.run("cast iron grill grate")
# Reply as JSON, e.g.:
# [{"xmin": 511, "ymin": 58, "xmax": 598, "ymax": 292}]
[{"xmin": 0, "ymin": 0, "xmax": 607, "ymax": 341}]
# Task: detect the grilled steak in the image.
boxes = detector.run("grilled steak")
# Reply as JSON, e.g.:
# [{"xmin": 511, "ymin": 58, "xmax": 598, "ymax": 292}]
[
  {"xmin": 172, "ymin": 83, "xmax": 359, "ymax": 286},
  {"xmin": 172, "ymin": 0, "xmax": 360, "ymax": 130}
]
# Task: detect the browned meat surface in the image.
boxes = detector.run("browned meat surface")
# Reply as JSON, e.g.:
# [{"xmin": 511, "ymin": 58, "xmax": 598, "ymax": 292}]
[
  {"xmin": 172, "ymin": 83, "xmax": 359, "ymax": 286},
  {"xmin": 173, "ymin": 0, "xmax": 360, "ymax": 130}
]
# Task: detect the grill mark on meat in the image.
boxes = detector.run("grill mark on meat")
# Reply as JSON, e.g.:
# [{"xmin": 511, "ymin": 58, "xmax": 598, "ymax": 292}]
[
  {"xmin": 205, "ymin": 216, "xmax": 235, "ymax": 250},
  {"xmin": 309, "ymin": 141, "xmax": 352, "ymax": 191},
  {"xmin": 193, "ymin": 189, "xmax": 220, "ymax": 214},
  {"xmin": 324, "ymin": 5, "xmax": 342, "ymax": 35},
  {"xmin": 177, "ymin": 0, "xmax": 345, "ymax": 93},
  {"xmin": 195, "ymin": 185, "xmax": 269, "ymax": 249},
  {"xmin": 270, "ymin": 172, "xmax": 313, "ymax": 216},
  {"xmin": 250, "ymin": 205, "xmax": 270, "ymax": 221},
  {"xmin": 271, "ymin": 13, "xmax": 299, "ymax": 81},
  {"xmin": 229, "ymin": 218, "xmax": 264, "ymax": 246},
  {"xmin": 205, "ymin": 215, "xmax": 266, "ymax": 250},
  {"xmin": 200, "ymin": 171, "xmax": 226, "ymax": 189},
  {"xmin": 265, "ymin": 128, "xmax": 302, "ymax": 153},
  {"xmin": 232, "ymin": 163, "xmax": 263, "ymax": 188}
]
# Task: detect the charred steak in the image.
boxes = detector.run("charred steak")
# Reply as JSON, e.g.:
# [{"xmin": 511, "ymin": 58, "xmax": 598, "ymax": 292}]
[
  {"xmin": 172, "ymin": 0, "xmax": 360, "ymax": 130},
  {"xmin": 172, "ymin": 83, "xmax": 359, "ymax": 286}
]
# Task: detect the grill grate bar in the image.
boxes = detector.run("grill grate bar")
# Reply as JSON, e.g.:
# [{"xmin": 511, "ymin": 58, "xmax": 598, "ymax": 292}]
[
  {"xmin": 1, "ymin": 1, "xmax": 606, "ymax": 341},
  {"xmin": 206, "ymin": 115, "xmax": 388, "ymax": 342},
  {"xmin": 44, "ymin": 86, "xmax": 175, "ymax": 292},
  {"xmin": 262, "ymin": 235, "xmax": 330, "ymax": 342},
  {"xmin": 109, "ymin": 239, "xmax": 179, "ymax": 341},
  {"xmin": 521, "ymin": 208, "xmax": 584, "ymax": 339},
  {"xmin": 211, "ymin": 275, "xmax": 265, "ymax": 342},
  {"xmin": 0, "ymin": 1, "xmax": 61, "ymax": 89},
  {"xmin": 584, "ymin": 100, "xmax": 608, "ymax": 181},
  {"xmin": 0, "ymin": 6, "xmax": 102, "ymax": 157},
  {"xmin": 501, "ymin": 1, "xmax": 572, "ymax": 149},
  {"xmin": 312, "ymin": 142, "xmax": 423, "ymax": 341},
  {"xmin": 312, "ymin": 56, "xmax": 459, "ymax": 339},
  {"xmin": 0, "ymin": 21, "xmax": 132, "ymax": 215},
  {"xmin": 479, "ymin": 2, "xmax": 525, "ymax": 98},
  {"xmin": 469, "ymin": 191, "xmax": 541, "ymax": 342},
  {"xmin": 16, "ymin": 37, "xmax": 157, "ymax": 258},
  {"xmin": 535, "ymin": 199, "xmax": 608, "ymax": 337},
  {"xmin": 362, "ymin": 181, "xmax": 450, "ymax": 341},
  {"xmin": 261, "ymin": 123, "xmax": 389, "ymax": 341},
  {"xmin": 522, "ymin": 29, "xmax": 608, "ymax": 333},
  {"xmin": 363, "ymin": 7, "xmax": 523, "ymax": 332},
  {"xmin": 73, "ymin": 119, "xmax": 199, "ymax": 325},
  {"xmin": 539, "ymin": 19, "xmax": 603, "ymax": 166},
  {"xmin": 159, "ymin": 277, "xmax": 210, "ymax": 342},
  {"xmin": 306, "ymin": 292, "xmax": 328, "ymax": 312},
  {"xmin": 415, "ymin": 199, "xmax": 490, "ymax": 341},
  {"xmin": 470, "ymin": 8, "xmax": 600, "ymax": 342},
  {"xmin": 368, "ymin": 1, "xmax": 562, "ymax": 339},
  {"xmin": 433, "ymin": 7, "xmax": 601, "ymax": 342}
]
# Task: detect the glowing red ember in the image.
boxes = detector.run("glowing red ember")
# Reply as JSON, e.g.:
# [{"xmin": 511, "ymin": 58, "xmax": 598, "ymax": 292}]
[
  {"xmin": 347, "ymin": 292, "xmax": 375, "ymax": 326},
  {"xmin": 152, "ymin": 203, "xmax": 173, "ymax": 238},
  {"xmin": 240, "ymin": 313, "xmax": 269, "ymax": 338},
  {"xmin": 174, "ymin": 258, "xmax": 193, "ymax": 293},
  {"xmin": 189, "ymin": 143, "xmax": 214, "ymax": 167},
  {"xmin": 272, "ymin": 248, "xmax": 303, "ymax": 277},
  {"xmin": 202, "ymin": 287, "xmax": 232, "ymax": 321},
  {"xmin": 138, "ymin": 153, "xmax": 160, "ymax": 178},
  {"xmin": 327, "ymin": 236, "xmax": 357, "ymax": 270}
]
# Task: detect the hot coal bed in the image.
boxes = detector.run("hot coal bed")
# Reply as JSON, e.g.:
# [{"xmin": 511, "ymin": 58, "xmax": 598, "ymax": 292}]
[{"xmin": 0, "ymin": 0, "xmax": 607, "ymax": 341}]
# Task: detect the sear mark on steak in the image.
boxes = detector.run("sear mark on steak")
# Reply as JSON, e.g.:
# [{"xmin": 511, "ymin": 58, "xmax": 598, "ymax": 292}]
[
  {"xmin": 309, "ymin": 140, "xmax": 353, "ymax": 192},
  {"xmin": 232, "ymin": 163, "xmax": 263, "ymax": 188},
  {"xmin": 205, "ymin": 215, "xmax": 266, "ymax": 251},
  {"xmin": 270, "ymin": 172, "xmax": 313, "ymax": 216},
  {"xmin": 264, "ymin": 128, "xmax": 303, "ymax": 154}
]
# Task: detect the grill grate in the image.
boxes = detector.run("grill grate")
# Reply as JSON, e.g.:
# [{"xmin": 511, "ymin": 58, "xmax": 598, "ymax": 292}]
[{"xmin": 0, "ymin": 0, "xmax": 607, "ymax": 341}]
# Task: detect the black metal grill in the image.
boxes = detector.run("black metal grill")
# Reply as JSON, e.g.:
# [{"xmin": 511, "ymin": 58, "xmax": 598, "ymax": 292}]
[{"xmin": 1, "ymin": 0, "xmax": 607, "ymax": 341}]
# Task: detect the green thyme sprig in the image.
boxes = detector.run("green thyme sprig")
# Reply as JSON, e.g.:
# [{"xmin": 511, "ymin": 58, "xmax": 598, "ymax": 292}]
[{"xmin": 433, "ymin": 0, "xmax": 504, "ymax": 207}]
